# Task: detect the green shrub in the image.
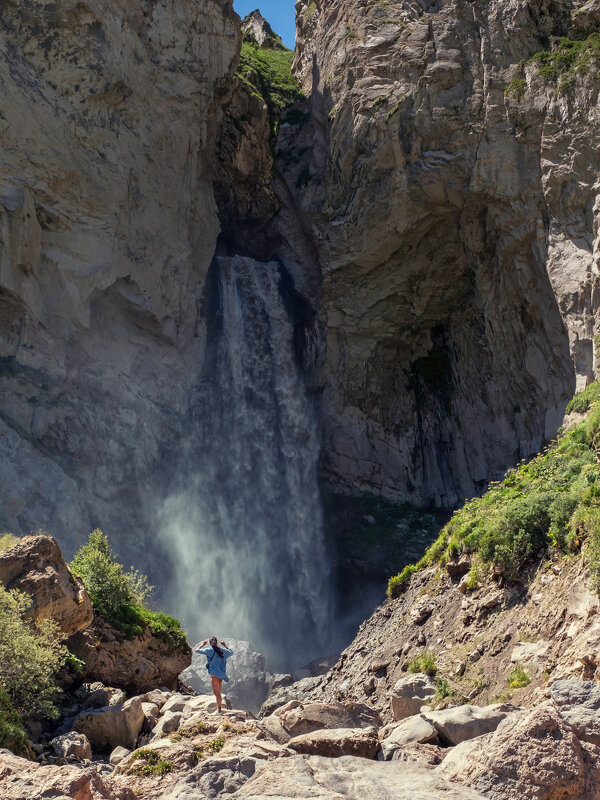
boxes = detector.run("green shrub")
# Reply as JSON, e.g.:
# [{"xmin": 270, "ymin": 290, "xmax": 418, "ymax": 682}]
[
  {"xmin": 434, "ymin": 677, "xmax": 453, "ymax": 700},
  {"xmin": 505, "ymin": 77, "xmax": 526, "ymax": 100},
  {"xmin": 527, "ymin": 34, "xmax": 600, "ymax": 87},
  {"xmin": 408, "ymin": 650, "xmax": 437, "ymax": 677},
  {"xmin": 206, "ymin": 738, "xmax": 225, "ymax": 753},
  {"xmin": 132, "ymin": 749, "xmax": 173, "ymax": 776},
  {"xmin": 0, "ymin": 585, "xmax": 67, "ymax": 722},
  {"xmin": 0, "ymin": 689, "xmax": 29, "ymax": 757},
  {"xmin": 70, "ymin": 530, "xmax": 187, "ymax": 650},
  {"xmin": 508, "ymin": 664, "xmax": 531, "ymax": 688}
]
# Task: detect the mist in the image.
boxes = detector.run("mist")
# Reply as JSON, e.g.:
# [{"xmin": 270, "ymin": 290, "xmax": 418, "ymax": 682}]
[{"xmin": 157, "ymin": 256, "xmax": 332, "ymax": 670}]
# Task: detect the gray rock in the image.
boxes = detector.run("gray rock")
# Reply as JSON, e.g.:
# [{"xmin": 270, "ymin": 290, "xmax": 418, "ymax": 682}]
[
  {"xmin": 287, "ymin": 726, "xmax": 379, "ymax": 758},
  {"xmin": 72, "ymin": 696, "xmax": 145, "ymax": 752},
  {"xmin": 550, "ymin": 679, "xmax": 600, "ymax": 744},
  {"xmin": 380, "ymin": 715, "xmax": 439, "ymax": 760},
  {"xmin": 422, "ymin": 703, "xmax": 513, "ymax": 746},
  {"xmin": 50, "ymin": 732, "xmax": 92, "ymax": 761},
  {"xmin": 391, "ymin": 674, "xmax": 436, "ymax": 721},
  {"xmin": 109, "ymin": 745, "xmax": 131, "ymax": 766}
]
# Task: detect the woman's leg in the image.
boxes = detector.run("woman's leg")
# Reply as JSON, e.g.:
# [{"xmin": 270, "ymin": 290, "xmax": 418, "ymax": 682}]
[{"xmin": 211, "ymin": 676, "xmax": 223, "ymax": 711}]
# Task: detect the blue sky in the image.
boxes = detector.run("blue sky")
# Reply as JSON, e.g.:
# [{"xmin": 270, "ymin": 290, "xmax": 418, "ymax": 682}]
[{"xmin": 233, "ymin": 0, "xmax": 296, "ymax": 50}]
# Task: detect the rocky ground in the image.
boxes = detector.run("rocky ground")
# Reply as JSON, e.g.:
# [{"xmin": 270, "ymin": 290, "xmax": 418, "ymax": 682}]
[{"xmin": 4, "ymin": 533, "xmax": 600, "ymax": 798}]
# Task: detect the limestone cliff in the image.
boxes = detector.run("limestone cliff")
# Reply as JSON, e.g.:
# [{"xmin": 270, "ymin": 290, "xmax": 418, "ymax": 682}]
[{"xmin": 289, "ymin": 0, "xmax": 600, "ymax": 505}]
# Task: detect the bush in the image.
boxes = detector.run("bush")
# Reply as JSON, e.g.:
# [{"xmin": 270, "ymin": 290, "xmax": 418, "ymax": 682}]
[
  {"xmin": 132, "ymin": 749, "xmax": 173, "ymax": 776},
  {"xmin": 508, "ymin": 664, "xmax": 531, "ymax": 688},
  {"xmin": 70, "ymin": 530, "xmax": 187, "ymax": 650},
  {"xmin": 0, "ymin": 689, "xmax": 29, "ymax": 756},
  {"xmin": 0, "ymin": 586, "xmax": 67, "ymax": 722},
  {"xmin": 408, "ymin": 650, "xmax": 437, "ymax": 677}
]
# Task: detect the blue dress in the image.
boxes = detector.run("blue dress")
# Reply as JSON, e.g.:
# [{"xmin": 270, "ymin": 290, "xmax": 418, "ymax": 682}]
[{"xmin": 196, "ymin": 645, "xmax": 234, "ymax": 681}]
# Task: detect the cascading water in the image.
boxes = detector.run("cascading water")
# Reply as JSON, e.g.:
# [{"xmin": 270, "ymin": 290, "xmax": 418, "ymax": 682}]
[{"xmin": 159, "ymin": 255, "xmax": 330, "ymax": 667}]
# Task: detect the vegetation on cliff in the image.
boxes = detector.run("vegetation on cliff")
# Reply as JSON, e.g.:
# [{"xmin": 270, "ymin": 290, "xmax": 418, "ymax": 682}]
[
  {"xmin": 389, "ymin": 383, "xmax": 600, "ymax": 597},
  {"xmin": 0, "ymin": 585, "xmax": 68, "ymax": 755},
  {"xmin": 235, "ymin": 42, "xmax": 302, "ymax": 132},
  {"xmin": 70, "ymin": 530, "xmax": 187, "ymax": 650}
]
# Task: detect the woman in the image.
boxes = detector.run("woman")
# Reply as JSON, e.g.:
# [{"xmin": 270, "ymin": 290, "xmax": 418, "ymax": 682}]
[{"xmin": 196, "ymin": 637, "xmax": 234, "ymax": 713}]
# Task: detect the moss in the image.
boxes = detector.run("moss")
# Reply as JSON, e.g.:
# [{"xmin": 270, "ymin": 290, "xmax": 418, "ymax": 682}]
[
  {"xmin": 235, "ymin": 42, "xmax": 302, "ymax": 134},
  {"xmin": 504, "ymin": 77, "xmax": 527, "ymax": 100},
  {"xmin": 388, "ymin": 382, "xmax": 600, "ymax": 591}
]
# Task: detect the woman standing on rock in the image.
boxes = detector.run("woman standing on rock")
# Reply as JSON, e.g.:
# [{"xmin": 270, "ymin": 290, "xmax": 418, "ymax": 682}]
[{"xmin": 196, "ymin": 637, "xmax": 234, "ymax": 713}]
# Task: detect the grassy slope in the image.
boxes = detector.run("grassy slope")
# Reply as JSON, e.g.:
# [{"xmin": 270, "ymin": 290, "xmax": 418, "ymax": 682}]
[
  {"xmin": 235, "ymin": 41, "xmax": 303, "ymax": 131},
  {"xmin": 389, "ymin": 383, "xmax": 600, "ymax": 597}
]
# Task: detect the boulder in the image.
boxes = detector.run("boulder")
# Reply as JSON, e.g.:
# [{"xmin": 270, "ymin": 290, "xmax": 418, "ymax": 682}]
[
  {"xmin": 380, "ymin": 715, "xmax": 439, "ymax": 760},
  {"xmin": 437, "ymin": 704, "xmax": 587, "ymax": 799},
  {"xmin": 422, "ymin": 703, "xmax": 513, "ymax": 746},
  {"xmin": 0, "ymin": 535, "xmax": 92, "ymax": 636},
  {"xmin": 550, "ymin": 679, "xmax": 600, "ymax": 744},
  {"xmin": 72, "ymin": 697, "xmax": 145, "ymax": 752},
  {"xmin": 391, "ymin": 674, "xmax": 436, "ymax": 721},
  {"xmin": 141, "ymin": 702, "xmax": 160, "ymax": 732},
  {"xmin": 150, "ymin": 710, "xmax": 183, "ymax": 739},
  {"xmin": 50, "ymin": 731, "xmax": 92, "ymax": 761},
  {"xmin": 0, "ymin": 748, "xmax": 134, "ymax": 800},
  {"xmin": 161, "ymin": 693, "xmax": 189, "ymax": 715},
  {"xmin": 110, "ymin": 746, "xmax": 131, "ymax": 766},
  {"xmin": 138, "ymin": 689, "xmax": 170, "ymax": 708},
  {"xmin": 277, "ymin": 700, "xmax": 381, "ymax": 738},
  {"xmin": 260, "ymin": 676, "xmax": 322, "ymax": 717},
  {"xmin": 232, "ymin": 754, "xmax": 488, "ymax": 799},
  {"xmin": 82, "ymin": 686, "xmax": 126, "ymax": 710},
  {"xmin": 287, "ymin": 726, "xmax": 379, "ymax": 758}
]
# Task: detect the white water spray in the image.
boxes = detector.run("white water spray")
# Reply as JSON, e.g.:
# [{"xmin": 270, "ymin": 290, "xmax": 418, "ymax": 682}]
[{"xmin": 159, "ymin": 255, "xmax": 329, "ymax": 666}]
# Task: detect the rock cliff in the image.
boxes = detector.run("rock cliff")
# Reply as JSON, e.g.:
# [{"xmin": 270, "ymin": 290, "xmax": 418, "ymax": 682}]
[
  {"xmin": 289, "ymin": 0, "xmax": 600, "ymax": 505},
  {"xmin": 0, "ymin": 0, "xmax": 239, "ymax": 556}
]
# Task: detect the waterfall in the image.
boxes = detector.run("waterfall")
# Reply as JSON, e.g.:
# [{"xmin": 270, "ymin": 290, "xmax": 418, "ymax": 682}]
[{"xmin": 159, "ymin": 255, "xmax": 330, "ymax": 667}]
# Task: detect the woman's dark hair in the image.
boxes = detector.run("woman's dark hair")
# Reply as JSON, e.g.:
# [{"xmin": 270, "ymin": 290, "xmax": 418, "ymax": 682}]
[{"xmin": 210, "ymin": 636, "xmax": 224, "ymax": 658}]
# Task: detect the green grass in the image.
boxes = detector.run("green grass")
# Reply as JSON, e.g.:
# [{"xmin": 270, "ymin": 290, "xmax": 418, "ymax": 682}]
[
  {"xmin": 101, "ymin": 604, "xmax": 187, "ymax": 651},
  {"xmin": 235, "ymin": 42, "xmax": 303, "ymax": 133},
  {"xmin": 388, "ymin": 382, "xmax": 600, "ymax": 595},
  {"xmin": 0, "ymin": 534, "xmax": 19, "ymax": 552},
  {"xmin": 132, "ymin": 749, "xmax": 173, "ymax": 776},
  {"xmin": 408, "ymin": 650, "xmax": 437, "ymax": 677}
]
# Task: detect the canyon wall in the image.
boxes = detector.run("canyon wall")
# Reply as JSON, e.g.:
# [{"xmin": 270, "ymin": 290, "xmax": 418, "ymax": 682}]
[
  {"xmin": 288, "ymin": 0, "xmax": 600, "ymax": 505},
  {"xmin": 0, "ymin": 0, "xmax": 239, "ymax": 553}
]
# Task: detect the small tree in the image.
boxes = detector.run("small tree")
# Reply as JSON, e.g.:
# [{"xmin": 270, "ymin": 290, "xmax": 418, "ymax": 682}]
[{"xmin": 70, "ymin": 529, "xmax": 153, "ymax": 619}]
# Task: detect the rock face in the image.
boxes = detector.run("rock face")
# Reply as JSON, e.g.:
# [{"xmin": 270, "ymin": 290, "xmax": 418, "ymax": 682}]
[
  {"xmin": 68, "ymin": 613, "xmax": 191, "ymax": 695},
  {"xmin": 288, "ymin": 0, "xmax": 600, "ymax": 504},
  {"xmin": 72, "ymin": 697, "xmax": 145, "ymax": 752},
  {"xmin": 0, "ymin": 534, "xmax": 92, "ymax": 635},
  {"xmin": 0, "ymin": 0, "xmax": 240, "ymax": 562}
]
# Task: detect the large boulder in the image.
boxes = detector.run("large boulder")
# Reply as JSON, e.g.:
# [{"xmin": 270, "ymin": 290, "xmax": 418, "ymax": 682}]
[
  {"xmin": 231, "ymin": 754, "xmax": 488, "ymax": 799},
  {"xmin": 72, "ymin": 697, "xmax": 145, "ymax": 752},
  {"xmin": 391, "ymin": 674, "xmax": 436, "ymax": 721},
  {"xmin": 68, "ymin": 613, "xmax": 191, "ymax": 695},
  {"xmin": 0, "ymin": 535, "xmax": 92, "ymax": 636},
  {"xmin": 277, "ymin": 700, "xmax": 381, "ymax": 738},
  {"xmin": 550, "ymin": 679, "xmax": 600, "ymax": 744},
  {"xmin": 422, "ymin": 703, "xmax": 513, "ymax": 746},
  {"xmin": 287, "ymin": 726, "xmax": 379, "ymax": 758},
  {"xmin": 437, "ymin": 704, "xmax": 588, "ymax": 799},
  {"xmin": 0, "ymin": 748, "xmax": 134, "ymax": 800},
  {"xmin": 380, "ymin": 716, "xmax": 439, "ymax": 760}
]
